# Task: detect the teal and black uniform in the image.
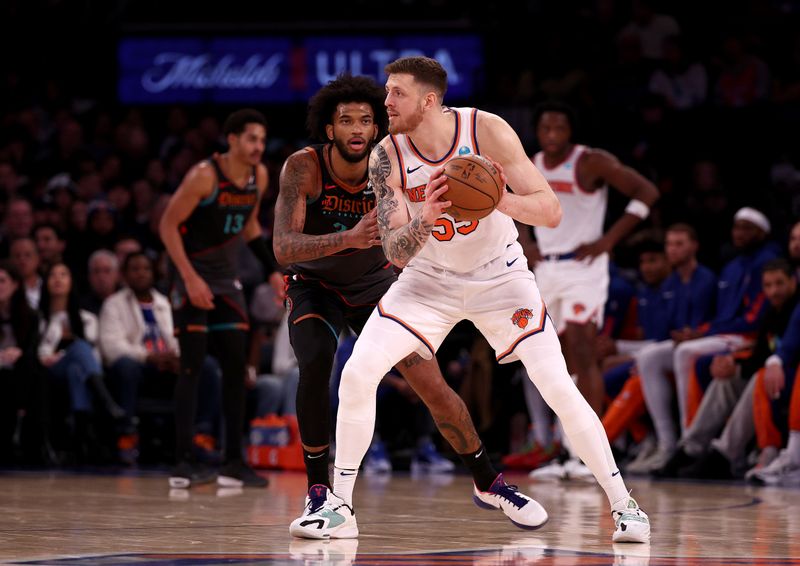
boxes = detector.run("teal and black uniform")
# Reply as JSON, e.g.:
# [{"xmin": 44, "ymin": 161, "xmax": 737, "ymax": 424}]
[
  {"xmin": 287, "ymin": 144, "xmax": 397, "ymax": 481},
  {"xmin": 171, "ymin": 154, "xmax": 261, "ymax": 474},
  {"xmin": 171, "ymin": 156, "xmax": 259, "ymax": 334},
  {"xmin": 286, "ymin": 144, "xmax": 396, "ymax": 338}
]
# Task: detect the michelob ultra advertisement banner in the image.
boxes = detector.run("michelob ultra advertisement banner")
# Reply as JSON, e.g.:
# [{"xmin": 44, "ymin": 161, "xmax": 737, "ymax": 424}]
[{"xmin": 118, "ymin": 35, "xmax": 484, "ymax": 104}]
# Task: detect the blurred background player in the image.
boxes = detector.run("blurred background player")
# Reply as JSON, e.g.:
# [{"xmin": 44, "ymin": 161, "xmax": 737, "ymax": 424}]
[
  {"xmin": 159, "ymin": 109, "xmax": 281, "ymax": 489},
  {"xmin": 515, "ymin": 100, "xmax": 659, "ymax": 478}
]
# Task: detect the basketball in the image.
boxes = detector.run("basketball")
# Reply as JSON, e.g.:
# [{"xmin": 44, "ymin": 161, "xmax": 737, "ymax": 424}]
[{"xmin": 442, "ymin": 154, "xmax": 504, "ymax": 221}]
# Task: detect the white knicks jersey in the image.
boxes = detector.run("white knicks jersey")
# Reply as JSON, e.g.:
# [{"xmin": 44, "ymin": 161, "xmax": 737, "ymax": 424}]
[
  {"xmin": 389, "ymin": 107, "xmax": 518, "ymax": 273},
  {"xmin": 532, "ymin": 145, "xmax": 607, "ymax": 256}
]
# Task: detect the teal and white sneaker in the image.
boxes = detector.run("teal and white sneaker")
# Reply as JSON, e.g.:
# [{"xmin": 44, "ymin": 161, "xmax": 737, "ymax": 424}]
[
  {"xmin": 612, "ymin": 497, "xmax": 650, "ymax": 543},
  {"xmin": 289, "ymin": 485, "xmax": 359, "ymax": 539}
]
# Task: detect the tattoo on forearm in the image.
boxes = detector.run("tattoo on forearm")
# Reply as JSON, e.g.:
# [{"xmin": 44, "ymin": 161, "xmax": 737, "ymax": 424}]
[
  {"xmin": 274, "ymin": 156, "xmax": 347, "ymax": 263},
  {"xmin": 371, "ymin": 145, "xmax": 433, "ymax": 266}
]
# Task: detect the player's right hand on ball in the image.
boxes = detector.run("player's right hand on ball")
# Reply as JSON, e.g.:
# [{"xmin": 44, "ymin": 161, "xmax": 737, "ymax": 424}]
[
  {"xmin": 186, "ymin": 274, "xmax": 214, "ymax": 310},
  {"xmin": 421, "ymin": 165, "xmax": 451, "ymax": 225},
  {"xmin": 348, "ymin": 207, "xmax": 381, "ymax": 248}
]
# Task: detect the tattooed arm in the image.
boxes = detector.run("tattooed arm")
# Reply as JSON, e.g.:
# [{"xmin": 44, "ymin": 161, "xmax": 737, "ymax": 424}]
[
  {"xmin": 372, "ymin": 141, "xmax": 451, "ymax": 269},
  {"xmin": 273, "ymin": 149, "xmax": 380, "ymax": 266}
]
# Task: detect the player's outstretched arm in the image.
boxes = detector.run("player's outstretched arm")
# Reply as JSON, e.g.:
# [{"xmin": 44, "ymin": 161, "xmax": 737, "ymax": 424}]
[
  {"xmin": 273, "ymin": 150, "xmax": 379, "ymax": 266},
  {"xmin": 371, "ymin": 142, "xmax": 449, "ymax": 269},
  {"xmin": 477, "ymin": 112, "xmax": 561, "ymax": 228}
]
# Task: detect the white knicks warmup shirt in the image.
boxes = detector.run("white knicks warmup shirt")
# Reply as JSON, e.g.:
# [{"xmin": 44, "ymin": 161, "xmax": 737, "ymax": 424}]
[
  {"xmin": 389, "ymin": 107, "xmax": 519, "ymax": 273},
  {"xmin": 531, "ymin": 145, "xmax": 607, "ymax": 256}
]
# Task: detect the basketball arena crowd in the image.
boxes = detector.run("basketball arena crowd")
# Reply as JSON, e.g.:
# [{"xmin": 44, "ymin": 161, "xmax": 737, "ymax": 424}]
[{"xmin": 0, "ymin": 0, "xmax": 799, "ymax": 486}]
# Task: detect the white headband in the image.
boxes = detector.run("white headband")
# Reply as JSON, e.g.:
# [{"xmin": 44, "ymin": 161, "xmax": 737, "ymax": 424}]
[{"xmin": 734, "ymin": 207, "xmax": 771, "ymax": 234}]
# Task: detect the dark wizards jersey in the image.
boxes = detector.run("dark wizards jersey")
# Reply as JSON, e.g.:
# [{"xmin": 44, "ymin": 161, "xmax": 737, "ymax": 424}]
[
  {"xmin": 178, "ymin": 156, "xmax": 259, "ymax": 294},
  {"xmin": 288, "ymin": 144, "xmax": 395, "ymax": 305}
]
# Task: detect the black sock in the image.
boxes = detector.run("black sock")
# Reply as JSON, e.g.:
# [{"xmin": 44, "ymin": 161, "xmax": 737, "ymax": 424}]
[
  {"xmin": 303, "ymin": 447, "xmax": 330, "ymax": 489},
  {"xmin": 459, "ymin": 444, "xmax": 497, "ymax": 491}
]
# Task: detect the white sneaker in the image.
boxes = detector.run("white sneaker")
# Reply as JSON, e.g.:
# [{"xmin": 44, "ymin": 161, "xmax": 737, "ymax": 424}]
[
  {"xmin": 289, "ymin": 485, "xmax": 359, "ymax": 539},
  {"xmin": 750, "ymin": 449, "xmax": 800, "ymax": 485},
  {"xmin": 612, "ymin": 497, "xmax": 650, "ymax": 543},
  {"xmin": 745, "ymin": 446, "xmax": 780, "ymax": 481},
  {"xmin": 473, "ymin": 473, "xmax": 548, "ymax": 530},
  {"xmin": 563, "ymin": 458, "xmax": 594, "ymax": 481},
  {"xmin": 528, "ymin": 460, "xmax": 566, "ymax": 481}
]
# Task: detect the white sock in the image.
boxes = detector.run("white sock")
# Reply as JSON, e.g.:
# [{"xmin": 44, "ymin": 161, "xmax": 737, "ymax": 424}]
[
  {"xmin": 332, "ymin": 466, "xmax": 359, "ymax": 506},
  {"xmin": 788, "ymin": 431, "xmax": 800, "ymax": 466}
]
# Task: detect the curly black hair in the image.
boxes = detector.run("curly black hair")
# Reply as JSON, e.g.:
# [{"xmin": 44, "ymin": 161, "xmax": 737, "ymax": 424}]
[{"xmin": 306, "ymin": 74, "xmax": 388, "ymax": 142}]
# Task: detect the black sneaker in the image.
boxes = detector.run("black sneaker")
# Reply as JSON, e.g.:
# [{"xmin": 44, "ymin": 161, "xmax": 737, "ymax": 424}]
[
  {"xmin": 169, "ymin": 461, "xmax": 218, "ymax": 489},
  {"xmin": 218, "ymin": 460, "xmax": 269, "ymax": 488}
]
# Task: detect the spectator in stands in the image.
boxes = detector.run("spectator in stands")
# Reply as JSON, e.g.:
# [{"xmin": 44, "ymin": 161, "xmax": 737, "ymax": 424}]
[
  {"xmin": 0, "ymin": 161, "xmax": 26, "ymax": 198},
  {"xmin": 748, "ymin": 261, "xmax": 800, "ymax": 484},
  {"xmin": 618, "ymin": 0, "xmax": 680, "ymax": 61},
  {"xmin": 714, "ymin": 32, "xmax": 770, "ymax": 108},
  {"xmin": 789, "ymin": 221, "xmax": 800, "ymax": 279},
  {"xmin": 663, "ymin": 259, "xmax": 799, "ymax": 480},
  {"xmin": 81, "ymin": 250, "xmax": 120, "ymax": 315},
  {"xmin": 107, "ymin": 183, "xmax": 134, "ymax": 233},
  {"xmin": 44, "ymin": 174, "xmax": 78, "ymax": 223},
  {"xmin": 99, "ymin": 252, "xmax": 219, "ymax": 464},
  {"xmin": 0, "ymin": 261, "xmax": 51, "ymax": 466},
  {"xmin": 1, "ymin": 197, "xmax": 34, "ymax": 258},
  {"xmin": 114, "ymin": 236, "xmax": 142, "ymax": 267},
  {"xmin": 633, "ymin": 208, "xmax": 781, "ymax": 472},
  {"xmin": 648, "ymin": 35, "xmax": 708, "ymax": 110},
  {"xmin": 9, "ymin": 237, "xmax": 42, "ymax": 309},
  {"xmin": 605, "ymin": 226, "xmax": 716, "ymax": 465},
  {"xmin": 85, "ymin": 199, "xmax": 119, "ymax": 255},
  {"xmin": 38, "ymin": 262, "xmax": 123, "ymax": 461},
  {"xmin": 33, "ymin": 224, "xmax": 66, "ymax": 273}
]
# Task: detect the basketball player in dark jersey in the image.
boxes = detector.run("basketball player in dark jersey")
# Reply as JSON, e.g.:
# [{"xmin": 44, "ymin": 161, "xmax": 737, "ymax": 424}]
[
  {"xmin": 276, "ymin": 75, "xmax": 506, "ymax": 539},
  {"xmin": 160, "ymin": 109, "xmax": 281, "ymax": 488}
]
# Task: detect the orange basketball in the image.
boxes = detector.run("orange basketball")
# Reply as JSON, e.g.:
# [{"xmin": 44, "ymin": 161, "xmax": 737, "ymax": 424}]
[{"xmin": 442, "ymin": 154, "xmax": 503, "ymax": 221}]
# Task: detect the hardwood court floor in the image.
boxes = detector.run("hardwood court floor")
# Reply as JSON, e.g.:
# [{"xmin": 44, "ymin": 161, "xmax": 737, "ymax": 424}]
[{"xmin": 1, "ymin": 469, "xmax": 799, "ymax": 565}]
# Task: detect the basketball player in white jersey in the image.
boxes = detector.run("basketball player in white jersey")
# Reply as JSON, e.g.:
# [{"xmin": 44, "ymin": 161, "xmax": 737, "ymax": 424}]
[
  {"xmin": 297, "ymin": 57, "xmax": 650, "ymax": 544},
  {"xmin": 519, "ymin": 102, "xmax": 659, "ymax": 479}
]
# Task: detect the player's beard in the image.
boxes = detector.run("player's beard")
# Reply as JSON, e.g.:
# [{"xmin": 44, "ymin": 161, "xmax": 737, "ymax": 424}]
[
  {"xmin": 333, "ymin": 137, "xmax": 373, "ymax": 163},
  {"xmin": 388, "ymin": 103, "xmax": 424, "ymax": 135}
]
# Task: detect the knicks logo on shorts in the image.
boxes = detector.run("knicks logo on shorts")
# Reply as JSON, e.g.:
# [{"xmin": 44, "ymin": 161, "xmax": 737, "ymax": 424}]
[
  {"xmin": 572, "ymin": 303, "xmax": 586, "ymax": 315},
  {"xmin": 511, "ymin": 308, "xmax": 534, "ymax": 329}
]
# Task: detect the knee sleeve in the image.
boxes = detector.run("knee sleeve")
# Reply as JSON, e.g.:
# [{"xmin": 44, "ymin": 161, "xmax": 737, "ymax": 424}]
[{"xmin": 291, "ymin": 319, "xmax": 338, "ymax": 447}]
